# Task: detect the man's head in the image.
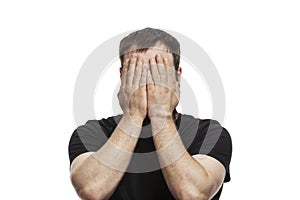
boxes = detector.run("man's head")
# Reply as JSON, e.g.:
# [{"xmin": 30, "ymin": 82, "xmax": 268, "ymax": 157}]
[{"xmin": 119, "ymin": 28, "xmax": 181, "ymax": 71}]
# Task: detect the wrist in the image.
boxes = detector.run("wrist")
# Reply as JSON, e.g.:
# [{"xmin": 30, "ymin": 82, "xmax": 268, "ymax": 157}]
[
  {"xmin": 149, "ymin": 114, "xmax": 173, "ymax": 121},
  {"xmin": 118, "ymin": 115, "xmax": 143, "ymax": 138},
  {"xmin": 148, "ymin": 104, "xmax": 173, "ymax": 120},
  {"xmin": 149, "ymin": 115, "xmax": 174, "ymax": 136},
  {"xmin": 150, "ymin": 115, "xmax": 174, "ymax": 125},
  {"xmin": 122, "ymin": 114, "xmax": 144, "ymax": 126}
]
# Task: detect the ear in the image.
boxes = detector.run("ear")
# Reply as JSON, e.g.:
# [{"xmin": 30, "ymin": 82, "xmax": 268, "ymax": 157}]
[{"xmin": 177, "ymin": 67, "xmax": 182, "ymax": 82}]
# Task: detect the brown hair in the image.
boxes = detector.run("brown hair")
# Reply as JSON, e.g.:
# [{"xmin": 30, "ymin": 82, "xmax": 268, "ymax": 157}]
[{"xmin": 119, "ymin": 27, "xmax": 180, "ymax": 70}]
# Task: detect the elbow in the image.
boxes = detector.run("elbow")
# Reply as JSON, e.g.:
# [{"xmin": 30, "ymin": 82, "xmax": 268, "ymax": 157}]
[
  {"xmin": 70, "ymin": 173, "xmax": 104, "ymax": 200},
  {"xmin": 177, "ymin": 181, "xmax": 215, "ymax": 200},
  {"xmin": 179, "ymin": 189, "xmax": 210, "ymax": 200},
  {"xmin": 77, "ymin": 186, "xmax": 102, "ymax": 200}
]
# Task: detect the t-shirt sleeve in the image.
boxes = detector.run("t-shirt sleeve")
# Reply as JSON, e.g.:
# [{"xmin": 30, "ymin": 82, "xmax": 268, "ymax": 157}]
[
  {"xmin": 187, "ymin": 119, "xmax": 232, "ymax": 182},
  {"xmin": 68, "ymin": 120, "xmax": 109, "ymax": 166}
]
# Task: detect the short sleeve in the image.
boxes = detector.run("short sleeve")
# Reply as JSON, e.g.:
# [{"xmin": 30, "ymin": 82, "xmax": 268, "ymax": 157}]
[
  {"xmin": 68, "ymin": 120, "xmax": 110, "ymax": 166},
  {"xmin": 187, "ymin": 119, "xmax": 232, "ymax": 182}
]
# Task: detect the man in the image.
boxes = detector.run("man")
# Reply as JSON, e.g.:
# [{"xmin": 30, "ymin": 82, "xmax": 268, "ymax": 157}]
[{"xmin": 69, "ymin": 28, "xmax": 232, "ymax": 200}]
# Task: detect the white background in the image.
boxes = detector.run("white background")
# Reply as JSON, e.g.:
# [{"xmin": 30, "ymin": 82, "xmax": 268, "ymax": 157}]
[{"xmin": 1, "ymin": 0, "xmax": 299, "ymax": 199}]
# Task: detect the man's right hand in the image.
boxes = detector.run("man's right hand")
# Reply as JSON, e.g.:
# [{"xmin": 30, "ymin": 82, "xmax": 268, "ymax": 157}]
[
  {"xmin": 118, "ymin": 54, "xmax": 147, "ymax": 123},
  {"xmin": 71, "ymin": 55, "xmax": 147, "ymax": 199}
]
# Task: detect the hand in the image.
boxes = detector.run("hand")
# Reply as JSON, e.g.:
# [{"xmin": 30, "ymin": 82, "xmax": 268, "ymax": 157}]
[
  {"xmin": 118, "ymin": 54, "xmax": 147, "ymax": 122},
  {"xmin": 146, "ymin": 54, "xmax": 180, "ymax": 119}
]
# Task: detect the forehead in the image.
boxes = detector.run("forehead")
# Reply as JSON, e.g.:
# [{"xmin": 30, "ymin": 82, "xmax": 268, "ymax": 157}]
[{"xmin": 123, "ymin": 44, "xmax": 174, "ymax": 64}]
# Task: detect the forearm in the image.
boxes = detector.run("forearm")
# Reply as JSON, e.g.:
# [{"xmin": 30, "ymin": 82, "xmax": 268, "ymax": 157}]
[
  {"xmin": 71, "ymin": 115, "xmax": 143, "ymax": 200},
  {"xmin": 151, "ymin": 117, "xmax": 213, "ymax": 200}
]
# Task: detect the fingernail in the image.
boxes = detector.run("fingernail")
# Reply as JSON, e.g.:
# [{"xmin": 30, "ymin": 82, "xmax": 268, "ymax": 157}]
[
  {"xmin": 123, "ymin": 59, "xmax": 129, "ymax": 65},
  {"xmin": 131, "ymin": 54, "xmax": 137, "ymax": 58},
  {"xmin": 139, "ymin": 57, "xmax": 144, "ymax": 62},
  {"xmin": 157, "ymin": 54, "xmax": 161, "ymax": 58},
  {"xmin": 138, "ymin": 59, "xmax": 142, "ymax": 65}
]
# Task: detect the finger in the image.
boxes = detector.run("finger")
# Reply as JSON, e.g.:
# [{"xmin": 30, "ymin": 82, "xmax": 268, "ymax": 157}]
[
  {"xmin": 132, "ymin": 57, "xmax": 143, "ymax": 88},
  {"xmin": 156, "ymin": 54, "xmax": 166, "ymax": 85},
  {"xmin": 146, "ymin": 70, "xmax": 154, "ymax": 91},
  {"xmin": 163, "ymin": 56, "xmax": 172, "ymax": 67},
  {"xmin": 175, "ymin": 72, "xmax": 181, "ymax": 100},
  {"xmin": 150, "ymin": 57, "xmax": 160, "ymax": 84},
  {"xmin": 139, "ymin": 65, "xmax": 147, "ymax": 88},
  {"xmin": 126, "ymin": 54, "xmax": 137, "ymax": 86},
  {"xmin": 175, "ymin": 81, "xmax": 180, "ymax": 100},
  {"xmin": 166, "ymin": 68, "xmax": 176, "ymax": 90},
  {"xmin": 121, "ymin": 59, "xmax": 129, "ymax": 88},
  {"xmin": 164, "ymin": 57, "xmax": 177, "ymax": 89}
]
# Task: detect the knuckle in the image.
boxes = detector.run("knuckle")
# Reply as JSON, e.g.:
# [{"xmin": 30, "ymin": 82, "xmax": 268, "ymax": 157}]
[
  {"xmin": 125, "ymin": 88, "xmax": 131, "ymax": 93},
  {"xmin": 130, "ymin": 58, "xmax": 137, "ymax": 64}
]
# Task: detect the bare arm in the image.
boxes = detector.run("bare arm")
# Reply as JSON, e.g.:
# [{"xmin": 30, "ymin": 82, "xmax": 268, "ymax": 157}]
[
  {"xmin": 70, "ymin": 116, "xmax": 142, "ymax": 200},
  {"xmin": 151, "ymin": 117, "xmax": 225, "ymax": 200},
  {"xmin": 70, "ymin": 54, "xmax": 147, "ymax": 200},
  {"xmin": 147, "ymin": 54, "xmax": 225, "ymax": 199}
]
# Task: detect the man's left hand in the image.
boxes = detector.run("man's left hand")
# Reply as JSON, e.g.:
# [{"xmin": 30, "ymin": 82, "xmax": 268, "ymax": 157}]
[{"xmin": 146, "ymin": 54, "xmax": 180, "ymax": 119}]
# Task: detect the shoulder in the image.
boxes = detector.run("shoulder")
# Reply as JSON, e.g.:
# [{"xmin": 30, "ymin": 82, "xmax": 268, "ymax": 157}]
[
  {"xmin": 179, "ymin": 113, "xmax": 232, "ymax": 157},
  {"xmin": 69, "ymin": 115, "xmax": 122, "ymax": 148},
  {"xmin": 68, "ymin": 115, "xmax": 122, "ymax": 165},
  {"xmin": 75, "ymin": 114, "xmax": 122, "ymax": 135},
  {"xmin": 180, "ymin": 113, "xmax": 230, "ymax": 137},
  {"xmin": 180, "ymin": 114, "xmax": 232, "ymax": 182}
]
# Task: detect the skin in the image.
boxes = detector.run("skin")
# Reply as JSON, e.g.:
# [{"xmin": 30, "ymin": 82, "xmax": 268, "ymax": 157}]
[{"xmin": 70, "ymin": 46, "xmax": 226, "ymax": 200}]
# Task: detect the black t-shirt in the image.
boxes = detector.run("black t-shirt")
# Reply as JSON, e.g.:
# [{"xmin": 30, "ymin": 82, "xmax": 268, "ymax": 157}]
[{"xmin": 68, "ymin": 113, "xmax": 232, "ymax": 200}]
